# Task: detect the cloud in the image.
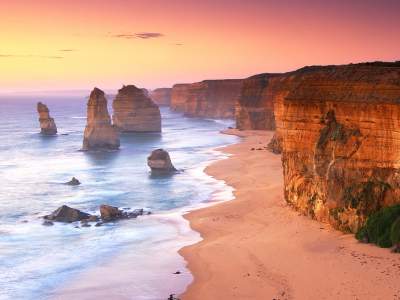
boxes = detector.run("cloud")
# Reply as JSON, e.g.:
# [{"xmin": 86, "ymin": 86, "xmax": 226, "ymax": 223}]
[
  {"xmin": 0, "ymin": 54, "xmax": 63, "ymax": 59},
  {"xmin": 174, "ymin": 43, "xmax": 184, "ymax": 46},
  {"xmin": 59, "ymin": 49, "xmax": 77, "ymax": 52},
  {"xmin": 112, "ymin": 32, "xmax": 164, "ymax": 40}
]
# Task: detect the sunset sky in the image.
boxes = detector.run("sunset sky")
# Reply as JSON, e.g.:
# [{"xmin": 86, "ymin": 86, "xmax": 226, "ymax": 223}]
[{"xmin": 1, "ymin": 0, "xmax": 399, "ymax": 93}]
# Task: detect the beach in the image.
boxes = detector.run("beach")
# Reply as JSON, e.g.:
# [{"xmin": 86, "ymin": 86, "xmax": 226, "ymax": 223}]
[{"xmin": 180, "ymin": 129, "xmax": 400, "ymax": 300}]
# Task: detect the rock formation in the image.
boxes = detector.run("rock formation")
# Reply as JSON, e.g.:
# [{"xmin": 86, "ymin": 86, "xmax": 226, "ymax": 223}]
[
  {"xmin": 65, "ymin": 177, "xmax": 81, "ymax": 186},
  {"xmin": 149, "ymin": 88, "xmax": 172, "ymax": 106},
  {"xmin": 44, "ymin": 205, "xmax": 92, "ymax": 223},
  {"xmin": 267, "ymin": 133, "xmax": 282, "ymax": 154},
  {"xmin": 37, "ymin": 102, "xmax": 57, "ymax": 135},
  {"xmin": 100, "ymin": 204, "xmax": 146, "ymax": 221},
  {"xmin": 272, "ymin": 61, "xmax": 400, "ymax": 232},
  {"xmin": 170, "ymin": 79, "xmax": 243, "ymax": 118},
  {"xmin": 112, "ymin": 85, "xmax": 161, "ymax": 132},
  {"xmin": 147, "ymin": 149, "xmax": 177, "ymax": 173},
  {"xmin": 235, "ymin": 73, "xmax": 281, "ymax": 130},
  {"xmin": 82, "ymin": 88, "xmax": 120, "ymax": 151}
]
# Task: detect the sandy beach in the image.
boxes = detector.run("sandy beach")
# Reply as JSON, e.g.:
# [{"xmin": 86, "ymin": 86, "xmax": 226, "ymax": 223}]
[{"xmin": 180, "ymin": 129, "xmax": 400, "ymax": 300}]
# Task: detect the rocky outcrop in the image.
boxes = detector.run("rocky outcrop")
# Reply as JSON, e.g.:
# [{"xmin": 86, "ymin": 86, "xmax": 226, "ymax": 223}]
[
  {"xmin": 82, "ymin": 88, "xmax": 120, "ymax": 151},
  {"xmin": 273, "ymin": 62, "xmax": 400, "ymax": 233},
  {"xmin": 147, "ymin": 149, "xmax": 177, "ymax": 174},
  {"xmin": 44, "ymin": 205, "xmax": 92, "ymax": 223},
  {"xmin": 267, "ymin": 133, "xmax": 282, "ymax": 154},
  {"xmin": 236, "ymin": 73, "xmax": 281, "ymax": 130},
  {"xmin": 100, "ymin": 204, "xmax": 146, "ymax": 221},
  {"xmin": 65, "ymin": 177, "xmax": 81, "ymax": 186},
  {"xmin": 149, "ymin": 88, "xmax": 172, "ymax": 106},
  {"xmin": 170, "ymin": 79, "xmax": 243, "ymax": 118},
  {"xmin": 37, "ymin": 102, "xmax": 57, "ymax": 135},
  {"xmin": 112, "ymin": 85, "xmax": 161, "ymax": 132}
]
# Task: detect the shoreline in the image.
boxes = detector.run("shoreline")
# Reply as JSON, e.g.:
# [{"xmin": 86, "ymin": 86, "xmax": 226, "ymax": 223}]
[
  {"xmin": 179, "ymin": 129, "xmax": 400, "ymax": 300},
  {"xmin": 50, "ymin": 131, "xmax": 239, "ymax": 300}
]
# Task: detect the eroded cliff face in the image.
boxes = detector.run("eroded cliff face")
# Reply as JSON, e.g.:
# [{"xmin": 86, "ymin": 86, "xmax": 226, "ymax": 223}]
[
  {"xmin": 170, "ymin": 79, "xmax": 243, "ymax": 118},
  {"xmin": 149, "ymin": 88, "xmax": 172, "ymax": 106},
  {"xmin": 82, "ymin": 88, "xmax": 120, "ymax": 150},
  {"xmin": 236, "ymin": 73, "xmax": 281, "ymax": 130},
  {"xmin": 273, "ymin": 62, "xmax": 400, "ymax": 232},
  {"xmin": 112, "ymin": 85, "xmax": 161, "ymax": 132},
  {"xmin": 37, "ymin": 102, "xmax": 57, "ymax": 135}
]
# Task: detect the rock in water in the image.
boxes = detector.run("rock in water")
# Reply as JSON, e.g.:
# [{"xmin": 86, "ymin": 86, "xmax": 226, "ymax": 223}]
[
  {"xmin": 267, "ymin": 133, "xmax": 282, "ymax": 154},
  {"xmin": 37, "ymin": 102, "xmax": 57, "ymax": 135},
  {"xmin": 82, "ymin": 88, "xmax": 120, "ymax": 151},
  {"xmin": 65, "ymin": 177, "xmax": 81, "ymax": 186},
  {"xmin": 147, "ymin": 149, "xmax": 177, "ymax": 174},
  {"xmin": 44, "ymin": 205, "xmax": 91, "ymax": 223},
  {"xmin": 99, "ymin": 204, "xmax": 123, "ymax": 221},
  {"xmin": 112, "ymin": 85, "xmax": 161, "ymax": 132}
]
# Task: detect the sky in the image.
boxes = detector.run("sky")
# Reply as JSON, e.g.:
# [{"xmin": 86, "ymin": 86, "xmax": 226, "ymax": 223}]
[{"xmin": 0, "ymin": 0, "xmax": 399, "ymax": 93}]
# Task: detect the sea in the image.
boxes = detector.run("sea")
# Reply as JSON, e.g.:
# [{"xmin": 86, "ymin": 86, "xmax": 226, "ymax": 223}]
[{"xmin": 0, "ymin": 93, "xmax": 238, "ymax": 300}]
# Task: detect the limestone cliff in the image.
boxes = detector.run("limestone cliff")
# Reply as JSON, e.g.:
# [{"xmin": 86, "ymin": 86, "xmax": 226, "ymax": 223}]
[
  {"xmin": 170, "ymin": 79, "xmax": 243, "ymax": 118},
  {"xmin": 236, "ymin": 73, "xmax": 281, "ymax": 130},
  {"xmin": 149, "ymin": 88, "xmax": 172, "ymax": 106},
  {"xmin": 112, "ymin": 85, "xmax": 161, "ymax": 132},
  {"xmin": 82, "ymin": 88, "xmax": 120, "ymax": 151},
  {"xmin": 37, "ymin": 102, "xmax": 57, "ymax": 135},
  {"xmin": 273, "ymin": 62, "xmax": 400, "ymax": 232}
]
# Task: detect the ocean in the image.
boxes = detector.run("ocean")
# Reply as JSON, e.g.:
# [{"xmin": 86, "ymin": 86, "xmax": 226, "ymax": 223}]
[{"xmin": 0, "ymin": 94, "xmax": 238, "ymax": 300}]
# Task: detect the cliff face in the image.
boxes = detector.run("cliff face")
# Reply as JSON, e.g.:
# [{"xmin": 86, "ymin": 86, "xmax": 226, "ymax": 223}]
[
  {"xmin": 273, "ymin": 62, "xmax": 400, "ymax": 232},
  {"xmin": 149, "ymin": 88, "xmax": 172, "ymax": 106},
  {"xmin": 236, "ymin": 73, "xmax": 281, "ymax": 130},
  {"xmin": 82, "ymin": 88, "xmax": 120, "ymax": 151},
  {"xmin": 170, "ymin": 79, "xmax": 243, "ymax": 118},
  {"xmin": 37, "ymin": 102, "xmax": 57, "ymax": 135},
  {"xmin": 112, "ymin": 85, "xmax": 161, "ymax": 132}
]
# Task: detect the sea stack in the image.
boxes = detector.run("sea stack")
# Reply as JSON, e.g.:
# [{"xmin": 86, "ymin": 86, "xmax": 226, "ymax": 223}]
[
  {"xmin": 82, "ymin": 88, "xmax": 120, "ymax": 151},
  {"xmin": 37, "ymin": 102, "xmax": 57, "ymax": 135},
  {"xmin": 147, "ymin": 149, "xmax": 177, "ymax": 174},
  {"xmin": 112, "ymin": 85, "xmax": 161, "ymax": 132}
]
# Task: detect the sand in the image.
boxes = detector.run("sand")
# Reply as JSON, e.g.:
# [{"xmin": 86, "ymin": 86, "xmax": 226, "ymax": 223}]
[{"xmin": 180, "ymin": 129, "xmax": 400, "ymax": 300}]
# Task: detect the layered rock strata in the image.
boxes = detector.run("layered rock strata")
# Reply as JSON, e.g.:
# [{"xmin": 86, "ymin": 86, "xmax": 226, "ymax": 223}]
[
  {"xmin": 149, "ymin": 88, "xmax": 172, "ymax": 106},
  {"xmin": 37, "ymin": 102, "xmax": 57, "ymax": 135},
  {"xmin": 82, "ymin": 88, "xmax": 120, "ymax": 151},
  {"xmin": 272, "ymin": 62, "xmax": 400, "ymax": 232},
  {"xmin": 113, "ymin": 85, "xmax": 161, "ymax": 132},
  {"xmin": 235, "ymin": 73, "xmax": 281, "ymax": 130},
  {"xmin": 170, "ymin": 79, "xmax": 243, "ymax": 118}
]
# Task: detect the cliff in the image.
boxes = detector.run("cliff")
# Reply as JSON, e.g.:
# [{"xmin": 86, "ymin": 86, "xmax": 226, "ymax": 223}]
[
  {"xmin": 170, "ymin": 79, "xmax": 243, "ymax": 118},
  {"xmin": 272, "ymin": 62, "xmax": 400, "ymax": 232},
  {"xmin": 37, "ymin": 102, "xmax": 57, "ymax": 135},
  {"xmin": 112, "ymin": 85, "xmax": 161, "ymax": 132},
  {"xmin": 149, "ymin": 88, "xmax": 172, "ymax": 106},
  {"xmin": 236, "ymin": 73, "xmax": 281, "ymax": 130},
  {"xmin": 82, "ymin": 88, "xmax": 120, "ymax": 150}
]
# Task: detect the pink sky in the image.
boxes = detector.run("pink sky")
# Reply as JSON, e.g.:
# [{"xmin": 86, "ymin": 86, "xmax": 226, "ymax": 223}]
[{"xmin": 0, "ymin": 0, "xmax": 399, "ymax": 92}]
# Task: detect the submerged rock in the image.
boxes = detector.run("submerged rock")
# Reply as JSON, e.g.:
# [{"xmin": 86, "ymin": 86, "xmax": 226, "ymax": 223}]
[
  {"xmin": 112, "ymin": 85, "xmax": 161, "ymax": 132},
  {"xmin": 37, "ymin": 102, "xmax": 57, "ymax": 135},
  {"xmin": 147, "ymin": 149, "xmax": 177, "ymax": 174},
  {"xmin": 82, "ymin": 88, "xmax": 120, "ymax": 151},
  {"xmin": 44, "ymin": 205, "xmax": 92, "ymax": 223},
  {"xmin": 65, "ymin": 177, "xmax": 81, "ymax": 186}
]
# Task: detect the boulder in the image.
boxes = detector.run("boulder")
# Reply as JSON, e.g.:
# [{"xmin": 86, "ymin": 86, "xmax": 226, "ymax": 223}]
[
  {"xmin": 44, "ymin": 205, "xmax": 92, "ymax": 223},
  {"xmin": 65, "ymin": 177, "xmax": 81, "ymax": 186},
  {"xmin": 100, "ymin": 204, "xmax": 123, "ymax": 221},
  {"xmin": 37, "ymin": 102, "xmax": 57, "ymax": 135},
  {"xmin": 82, "ymin": 87, "xmax": 120, "ymax": 151},
  {"xmin": 147, "ymin": 149, "xmax": 177, "ymax": 173},
  {"xmin": 112, "ymin": 85, "xmax": 161, "ymax": 132}
]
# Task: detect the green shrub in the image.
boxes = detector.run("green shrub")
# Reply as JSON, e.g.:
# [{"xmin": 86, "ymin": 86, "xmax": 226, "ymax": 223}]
[
  {"xmin": 391, "ymin": 217, "xmax": 400, "ymax": 246},
  {"xmin": 356, "ymin": 204, "xmax": 400, "ymax": 248}
]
